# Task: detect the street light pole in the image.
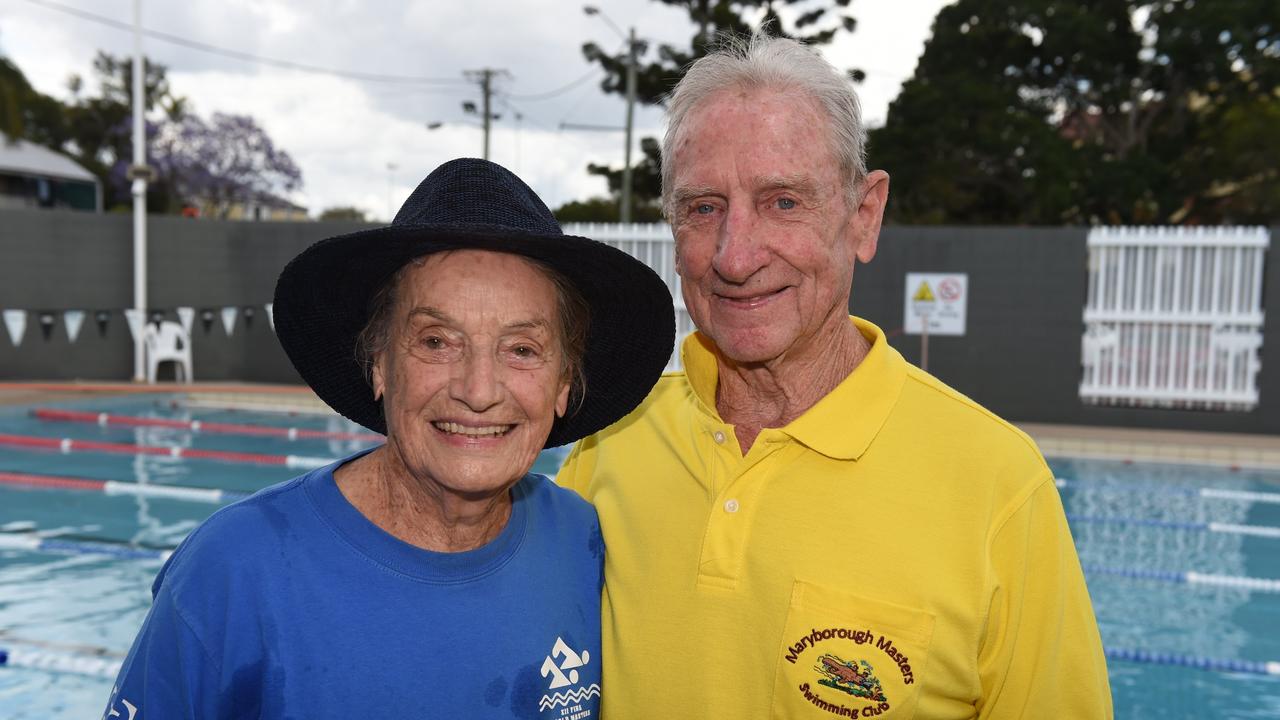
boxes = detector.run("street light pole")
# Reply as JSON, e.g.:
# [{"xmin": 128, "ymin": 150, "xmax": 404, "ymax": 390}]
[
  {"xmin": 131, "ymin": 0, "xmax": 147, "ymax": 382},
  {"xmin": 585, "ymin": 6, "xmax": 638, "ymax": 224},
  {"xmin": 621, "ymin": 26, "xmax": 636, "ymax": 224}
]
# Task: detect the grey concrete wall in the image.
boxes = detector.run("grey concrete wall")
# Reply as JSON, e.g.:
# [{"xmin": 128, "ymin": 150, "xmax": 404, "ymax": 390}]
[
  {"xmin": 0, "ymin": 208, "xmax": 374, "ymax": 383},
  {"xmin": 3, "ymin": 209, "xmax": 1278, "ymax": 435},
  {"xmin": 853, "ymin": 225, "xmax": 1280, "ymax": 434}
]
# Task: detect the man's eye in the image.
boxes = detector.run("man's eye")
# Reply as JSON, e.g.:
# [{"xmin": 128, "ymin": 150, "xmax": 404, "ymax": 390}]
[
  {"xmin": 694, "ymin": 203, "xmax": 715, "ymax": 215},
  {"xmin": 776, "ymin": 197, "xmax": 796, "ymax": 210}
]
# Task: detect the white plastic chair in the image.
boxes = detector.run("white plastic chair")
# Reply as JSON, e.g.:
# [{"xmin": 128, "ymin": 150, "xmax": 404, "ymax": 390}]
[{"xmin": 144, "ymin": 321, "xmax": 193, "ymax": 383}]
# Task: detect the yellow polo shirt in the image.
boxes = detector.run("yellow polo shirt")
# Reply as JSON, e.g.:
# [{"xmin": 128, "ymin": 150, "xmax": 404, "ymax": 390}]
[{"xmin": 558, "ymin": 317, "xmax": 1111, "ymax": 719}]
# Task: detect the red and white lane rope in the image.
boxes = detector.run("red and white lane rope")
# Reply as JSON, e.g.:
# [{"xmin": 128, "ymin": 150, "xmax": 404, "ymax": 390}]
[
  {"xmin": 0, "ymin": 471, "xmax": 249, "ymax": 504},
  {"xmin": 0, "ymin": 433, "xmax": 334, "ymax": 469},
  {"xmin": 31, "ymin": 408, "xmax": 383, "ymax": 443}
]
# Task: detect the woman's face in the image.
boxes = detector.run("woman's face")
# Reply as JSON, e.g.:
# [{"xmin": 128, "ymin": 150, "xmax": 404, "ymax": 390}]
[{"xmin": 372, "ymin": 250, "xmax": 570, "ymax": 500}]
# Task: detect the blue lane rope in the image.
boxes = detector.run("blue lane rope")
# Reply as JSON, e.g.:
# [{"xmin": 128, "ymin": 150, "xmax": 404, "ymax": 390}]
[
  {"xmin": 1105, "ymin": 648, "xmax": 1280, "ymax": 676},
  {"xmin": 1083, "ymin": 564, "xmax": 1280, "ymax": 592},
  {"xmin": 0, "ymin": 533, "xmax": 174, "ymax": 561},
  {"xmin": 0, "ymin": 646, "xmax": 123, "ymax": 679}
]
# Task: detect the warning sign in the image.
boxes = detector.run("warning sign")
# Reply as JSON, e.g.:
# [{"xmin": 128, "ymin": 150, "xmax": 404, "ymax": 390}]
[{"xmin": 905, "ymin": 273, "xmax": 967, "ymax": 336}]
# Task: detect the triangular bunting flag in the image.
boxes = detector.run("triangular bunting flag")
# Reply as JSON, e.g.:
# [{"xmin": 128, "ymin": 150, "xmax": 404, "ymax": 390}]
[
  {"xmin": 3, "ymin": 310, "xmax": 26, "ymax": 347},
  {"xmin": 221, "ymin": 306, "xmax": 238, "ymax": 336},
  {"xmin": 265, "ymin": 303, "xmax": 275, "ymax": 332},
  {"xmin": 150, "ymin": 310, "xmax": 165, "ymax": 326},
  {"xmin": 177, "ymin": 307, "xmax": 195, "ymax": 336},
  {"xmin": 38, "ymin": 313, "xmax": 55, "ymax": 341},
  {"xmin": 64, "ymin": 310, "xmax": 86, "ymax": 343},
  {"xmin": 243, "ymin": 306, "xmax": 255, "ymax": 330},
  {"xmin": 200, "ymin": 309, "xmax": 215, "ymax": 334},
  {"xmin": 95, "ymin": 310, "xmax": 111, "ymax": 337},
  {"xmin": 123, "ymin": 309, "xmax": 145, "ymax": 342}
]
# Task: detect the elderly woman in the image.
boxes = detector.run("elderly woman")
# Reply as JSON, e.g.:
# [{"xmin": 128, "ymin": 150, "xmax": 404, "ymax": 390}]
[{"xmin": 104, "ymin": 159, "xmax": 674, "ymax": 719}]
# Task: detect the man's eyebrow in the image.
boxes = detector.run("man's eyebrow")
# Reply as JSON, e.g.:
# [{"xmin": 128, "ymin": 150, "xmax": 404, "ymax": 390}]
[
  {"xmin": 754, "ymin": 174, "xmax": 820, "ymax": 197},
  {"xmin": 671, "ymin": 185, "xmax": 719, "ymax": 205}
]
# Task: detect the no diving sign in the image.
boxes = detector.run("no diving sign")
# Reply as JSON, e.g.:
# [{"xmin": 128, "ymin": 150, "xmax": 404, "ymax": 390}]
[{"xmin": 904, "ymin": 273, "xmax": 967, "ymax": 336}]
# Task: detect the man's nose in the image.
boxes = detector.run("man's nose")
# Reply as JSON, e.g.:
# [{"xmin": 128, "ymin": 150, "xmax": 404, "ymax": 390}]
[
  {"xmin": 713, "ymin": 203, "xmax": 768, "ymax": 283},
  {"xmin": 451, "ymin": 350, "xmax": 503, "ymax": 412}
]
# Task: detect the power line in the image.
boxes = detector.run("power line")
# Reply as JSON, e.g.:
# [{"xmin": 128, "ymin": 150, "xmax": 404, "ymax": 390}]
[
  {"xmin": 507, "ymin": 67, "xmax": 603, "ymax": 101},
  {"xmin": 21, "ymin": 0, "xmax": 470, "ymax": 86}
]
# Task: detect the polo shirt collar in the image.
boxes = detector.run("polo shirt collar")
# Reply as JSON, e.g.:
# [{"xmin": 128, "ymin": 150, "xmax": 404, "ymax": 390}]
[{"xmin": 680, "ymin": 317, "xmax": 906, "ymax": 460}]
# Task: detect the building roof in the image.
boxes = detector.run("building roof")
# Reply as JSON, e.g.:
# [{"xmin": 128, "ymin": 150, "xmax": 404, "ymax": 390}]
[{"xmin": 0, "ymin": 139, "xmax": 98, "ymax": 184}]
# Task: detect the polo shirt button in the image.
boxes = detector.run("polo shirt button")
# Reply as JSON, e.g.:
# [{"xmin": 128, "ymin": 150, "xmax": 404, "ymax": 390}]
[
  {"xmin": 713, "ymin": 431, "xmax": 726, "ymax": 444},
  {"xmin": 724, "ymin": 499, "xmax": 740, "ymax": 513}
]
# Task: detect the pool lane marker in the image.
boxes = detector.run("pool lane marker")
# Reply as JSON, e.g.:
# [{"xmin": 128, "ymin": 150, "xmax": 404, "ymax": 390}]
[
  {"xmin": 31, "ymin": 407, "xmax": 383, "ymax": 443},
  {"xmin": 0, "ymin": 433, "xmax": 335, "ymax": 469},
  {"xmin": 1057, "ymin": 478, "xmax": 1280, "ymax": 505},
  {"xmin": 1066, "ymin": 513, "xmax": 1280, "ymax": 539},
  {"xmin": 0, "ymin": 471, "xmax": 249, "ymax": 504},
  {"xmin": 1105, "ymin": 648, "xmax": 1280, "ymax": 676},
  {"xmin": 0, "ymin": 646, "xmax": 123, "ymax": 679},
  {"xmin": 1083, "ymin": 565, "xmax": 1280, "ymax": 593},
  {"xmin": 0, "ymin": 531, "xmax": 173, "ymax": 561}
]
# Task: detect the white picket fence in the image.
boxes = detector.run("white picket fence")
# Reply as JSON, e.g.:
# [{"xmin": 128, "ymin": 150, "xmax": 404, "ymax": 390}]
[
  {"xmin": 563, "ymin": 223, "xmax": 693, "ymax": 371},
  {"xmin": 1080, "ymin": 226, "xmax": 1270, "ymax": 410}
]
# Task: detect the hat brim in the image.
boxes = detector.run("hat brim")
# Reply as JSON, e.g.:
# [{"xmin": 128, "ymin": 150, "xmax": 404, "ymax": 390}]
[{"xmin": 273, "ymin": 222, "xmax": 676, "ymax": 447}]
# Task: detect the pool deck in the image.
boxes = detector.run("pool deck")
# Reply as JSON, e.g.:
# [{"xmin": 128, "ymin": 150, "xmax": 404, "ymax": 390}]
[{"xmin": 4, "ymin": 382, "xmax": 1280, "ymax": 470}]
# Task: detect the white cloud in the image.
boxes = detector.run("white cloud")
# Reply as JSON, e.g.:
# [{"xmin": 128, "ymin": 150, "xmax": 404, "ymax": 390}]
[{"xmin": 1, "ymin": 0, "xmax": 949, "ymax": 216}]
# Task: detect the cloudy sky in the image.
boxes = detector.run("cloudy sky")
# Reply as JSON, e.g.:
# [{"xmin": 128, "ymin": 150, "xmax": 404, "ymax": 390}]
[{"xmin": 0, "ymin": 0, "xmax": 951, "ymax": 220}]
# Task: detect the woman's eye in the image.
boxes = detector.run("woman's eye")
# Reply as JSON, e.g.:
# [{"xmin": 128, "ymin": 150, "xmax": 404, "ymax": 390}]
[
  {"xmin": 776, "ymin": 197, "xmax": 796, "ymax": 210},
  {"xmin": 422, "ymin": 336, "xmax": 445, "ymax": 349},
  {"xmin": 512, "ymin": 345, "xmax": 537, "ymax": 358}
]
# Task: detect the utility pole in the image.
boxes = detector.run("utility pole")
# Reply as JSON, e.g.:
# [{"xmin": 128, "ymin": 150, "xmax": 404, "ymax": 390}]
[
  {"xmin": 129, "ymin": 0, "xmax": 148, "ymax": 382},
  {"xmin": 621, "ymin": 26, "xmax": 637, "ymax": 224},
  {"xmin": 463, "ymin": 68, "xmax": 507, "ymax": 160}
]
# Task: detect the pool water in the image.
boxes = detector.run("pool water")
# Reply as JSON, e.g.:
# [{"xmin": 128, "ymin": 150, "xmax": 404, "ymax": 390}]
[
  {"xmin": 0, "ymin": 395, "xmax": 568, "ymax": 719},
  {"xmin": 1, "ymin": 396, "xmax": 1278, "ymax": 718},
  {"xmin": 1053, "ymin": 456, "xmax": 1280, "ymax": 718}
]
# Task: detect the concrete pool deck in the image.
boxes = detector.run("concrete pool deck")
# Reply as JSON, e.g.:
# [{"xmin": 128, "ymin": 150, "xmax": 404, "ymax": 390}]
[{"xmin": 4, "ymin": 382, "xmax": 1280, "ymax": 471}]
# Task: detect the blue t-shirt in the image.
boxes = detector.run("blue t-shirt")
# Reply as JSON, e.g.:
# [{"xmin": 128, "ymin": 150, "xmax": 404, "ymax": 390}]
[{"xmin": 104, "ymin": 451, "xmax": 604, "ymax": 719}]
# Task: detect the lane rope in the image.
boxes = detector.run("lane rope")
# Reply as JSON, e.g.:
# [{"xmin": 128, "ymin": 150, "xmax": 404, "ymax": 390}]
[
  {"xmin": 1066, "ymin": 513, "xmax": 1280, "ymax": 539},
  {"xmin": 0, "ymin": 433, "xmax": 334, "ymax": 469},
  {"xmin": 32, "ymin": 407, "xmax": 382, "ymax": 443},
  {"xmin": 1057, "ymin": 478, "xmax": 1280, "ymax": 505},
  {"xmin": 0, "ymin": 470, "xmax": 250, "ymax": 504},
  {"xmin": 1083, "ymin": 565, "xmax": 1280, "ymax": 593}
]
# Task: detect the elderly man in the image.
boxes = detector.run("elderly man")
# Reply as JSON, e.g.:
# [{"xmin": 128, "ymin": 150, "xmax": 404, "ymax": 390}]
[{"xmin": 558, "ymin": 34, "xmax": 1112, "ymax": 719}]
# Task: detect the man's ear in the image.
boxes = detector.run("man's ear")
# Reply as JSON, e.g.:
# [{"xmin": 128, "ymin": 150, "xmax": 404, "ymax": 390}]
[{"xmin": 850, "ymin": 170, "xmax": 890, "ymax": 264}]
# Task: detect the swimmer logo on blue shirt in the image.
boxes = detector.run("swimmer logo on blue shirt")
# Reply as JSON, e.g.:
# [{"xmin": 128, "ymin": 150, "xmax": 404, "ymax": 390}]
[{"xmin": 538, "ymin": 636, "xmax": 600, "ymax": 717}]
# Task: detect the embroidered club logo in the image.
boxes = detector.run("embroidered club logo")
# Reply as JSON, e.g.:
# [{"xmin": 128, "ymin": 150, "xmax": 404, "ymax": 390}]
[{"xmin": 814, "ymin": 654, "xmax": 887, "ymax": 702}]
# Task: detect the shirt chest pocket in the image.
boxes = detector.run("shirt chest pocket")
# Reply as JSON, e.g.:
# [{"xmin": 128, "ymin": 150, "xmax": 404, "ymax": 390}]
[{"xmin": 771, "ymin": 580, "xmax": 935, "ymax": 720}]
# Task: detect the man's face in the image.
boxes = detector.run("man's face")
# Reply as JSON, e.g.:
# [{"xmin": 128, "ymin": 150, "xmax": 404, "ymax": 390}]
[{"xmin": 668, "ymin": 87, "xmax": 886, "ymax": 365}]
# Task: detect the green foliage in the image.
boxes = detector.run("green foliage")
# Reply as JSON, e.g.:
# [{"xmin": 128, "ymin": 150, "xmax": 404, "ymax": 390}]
[
  {"xmin": 553, "ymin": 195, "xmax": 664, "ymax": 223},
  {"xmin": 319, "ymin": 206, "xmax": 369, "ymax": 221},
  {"xmin": 870, "ymin": 0, "xmax": 1280, "ymax": 225},
  {"xmin": 587, "ymin": 137, "xmax": 663, "ymax": 209},
  {"xmin": 580, "ymin": 0, "xmax": 862, "ymax": 211}
]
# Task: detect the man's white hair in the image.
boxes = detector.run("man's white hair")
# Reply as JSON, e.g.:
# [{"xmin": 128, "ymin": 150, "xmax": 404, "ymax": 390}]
[{"xmin": 661, "ymin": 31, "xmax": 868, "ymax": 218}]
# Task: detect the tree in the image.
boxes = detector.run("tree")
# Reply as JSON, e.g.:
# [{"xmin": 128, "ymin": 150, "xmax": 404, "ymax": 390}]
[
  {"xmin": 319, "ymin": 206, "xmax": 369, "ymax": 221},
  {"xmin": 870, "ymin": 0, "xmax": 1280, "ymax": 225},
  {"xmin": 586, "ymin": 137, "xmax": 663, "ymax": 216},
  {"xmin": 146, "ymin": 112, "xmax": 302, "ymax": 219},
  {"xmin": 578, "ymin": 0, "xmax": 863, "ymax": 213},
  {"xmin": 0, "ymin": 55, "xmax": 70, "ymax": 146}
]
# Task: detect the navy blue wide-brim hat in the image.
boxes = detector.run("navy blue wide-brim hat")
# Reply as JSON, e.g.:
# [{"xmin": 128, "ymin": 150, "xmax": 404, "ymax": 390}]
[{"xmin": 273, "ymin": 158, "xmax": 676, "ymax": 447}]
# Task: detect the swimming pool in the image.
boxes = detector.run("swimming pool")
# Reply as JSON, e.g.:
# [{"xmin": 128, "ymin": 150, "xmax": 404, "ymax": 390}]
[{"xmin": 1, "ymin": 395, "xmax": 1278, "ymax": 718}]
